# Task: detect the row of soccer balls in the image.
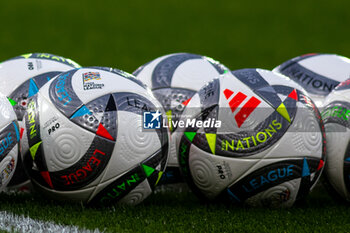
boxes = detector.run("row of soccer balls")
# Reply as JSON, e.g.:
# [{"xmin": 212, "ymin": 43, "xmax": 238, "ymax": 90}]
[{"xmin": 0, "ymin": 52, "xmax": 349, "ymax": 208}]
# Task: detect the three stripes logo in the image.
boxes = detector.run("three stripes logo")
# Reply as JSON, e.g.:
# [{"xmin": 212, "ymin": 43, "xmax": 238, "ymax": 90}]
[{"xmin": 223, "ymin": 89, "xmax": 261, "ymax": 128}]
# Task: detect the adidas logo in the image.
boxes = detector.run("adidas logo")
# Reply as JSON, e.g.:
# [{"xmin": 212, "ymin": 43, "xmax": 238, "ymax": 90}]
[{"xmin": 223, "ymin": 89, "xmax": 261, "ymax": 128}]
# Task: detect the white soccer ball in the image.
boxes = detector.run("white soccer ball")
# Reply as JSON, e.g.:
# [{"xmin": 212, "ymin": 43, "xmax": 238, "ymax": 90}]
[
  {"xmin": 273, "ymin": 53, "xmax": 350, "ymax": 107},
  {"xmin": 23, "ymin": 67, "xmax": 169, "ymax": 206},
  {"xmin": 0, "ymin": 53, "xmax": 80, "ymax": 188},
  {"xmin": 177, "ymin": 68, "xmax": 325, "ymax": 208},
  {"xmin": 322, "ymin": 79, "xmax": 350, "ymax": 201},
  {"xmin": 133, "ymin": 53, "xmax": 229, "ymax": 184},
  {"xmin": 0, "ymin": 92, "xmax": 20, "ymax": 191}
]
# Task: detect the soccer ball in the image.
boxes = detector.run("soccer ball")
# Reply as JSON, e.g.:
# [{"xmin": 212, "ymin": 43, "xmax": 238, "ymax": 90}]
[
  {"xmin": 23, "ymin": 67, "xmax": 169, "ymax": 206},
  {"xmin": 273, "ymin": 53, "xmax": 350, "ymax": 107},
  {"xmin": 0, "ymin": 53, "xmax": 80, "ymax": 188},
  {"xmin": 0, "ymin": 92, "xmax": 20, "ymax": 191},
  {"xmin": 177, "ymin": 68, "xmax": 325, "ymax": 208},
  {"xmin": 322, "ymin": 79, "xmax": 350, "ymax": 201},
  {"xmin": 133, "ymin": 53, "xmax": 229, "ymax": 184}
]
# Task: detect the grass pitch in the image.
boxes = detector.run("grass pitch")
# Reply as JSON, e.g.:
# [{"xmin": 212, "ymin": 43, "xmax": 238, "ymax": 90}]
[
  {"xmin": 0, "ymin": 0, "xmax": 350, "ymax": 73},
  {"xmin": 0, "ymin": 185, "xmax": 349, "ymax": 232},
  {"xmin": 0, "ymin": 0, "xmax": 350, "ymax": 232}
]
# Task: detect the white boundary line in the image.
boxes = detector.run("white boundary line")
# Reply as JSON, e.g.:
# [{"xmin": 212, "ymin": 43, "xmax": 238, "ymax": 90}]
[{"xmin": 0, "ymin": 211, "xmax": 101, "ymax": 233}]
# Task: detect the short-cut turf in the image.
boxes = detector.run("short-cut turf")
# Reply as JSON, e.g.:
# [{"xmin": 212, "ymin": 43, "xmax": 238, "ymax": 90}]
[
  {"xmin": 0, "ymin": 185, "xmax": 349, "ymax": 232},
  {"xmin": 0, "ymin": 0, "xmax": 349, "ymax": 73}
]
